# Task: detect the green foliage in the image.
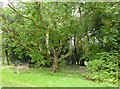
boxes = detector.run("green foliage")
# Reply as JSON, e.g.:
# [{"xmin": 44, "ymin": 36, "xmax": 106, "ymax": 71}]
[
  {"xmin": 59, "ymin": 60, "xmax": 66, "ymax": 67},
  {"xmin": 29, "ymin": 49, "xmax": 46, "ymax": 67},
  {"xmin": 85, "ymin": 51, "xmax": 119, "ymax": 84}
]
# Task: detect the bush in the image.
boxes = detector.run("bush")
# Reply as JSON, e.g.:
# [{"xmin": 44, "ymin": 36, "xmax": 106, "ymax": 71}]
[{"xmin": 84, "ymin": 51, "xmax": 119, "ymax": 84}]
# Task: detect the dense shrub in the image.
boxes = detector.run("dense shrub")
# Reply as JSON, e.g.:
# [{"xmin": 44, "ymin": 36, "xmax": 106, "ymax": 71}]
[{"xmin": 84, "ymin": 51, "xmax": 119, "ymax": 84}]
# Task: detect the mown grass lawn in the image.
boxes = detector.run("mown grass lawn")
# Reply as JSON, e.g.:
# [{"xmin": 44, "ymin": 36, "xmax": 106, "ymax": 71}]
[{"xmin": 1, "ymin": 65, "xmax": 118, "ymax": 87}]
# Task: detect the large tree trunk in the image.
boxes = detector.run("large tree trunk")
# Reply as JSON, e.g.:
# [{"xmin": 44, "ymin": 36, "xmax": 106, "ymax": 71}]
[
  {"xmin": 80, "ymin": 59, "xmax": 85, "ymax": 66},
  {"xmin": 2, "ymin": 47, "xmax": 5, "ymax": 64},
  {"xmin": 52, "ymin": 57, "xmax": 59, "ymax": 73},
  {"xmin": 46, "ymin": 29, "xmax": 50, "ymax": 54},
  {"xmin": 51, "ymin": 47, "xmax": 59, "ymax": 73},
  {"xmin": 72, "ymin": 59, "xmax": 76, "ymax": 65},
  {"xmin": 5, "ymin": 49, "xmax": 9, "ymax": 65},
  {"xmin": 71, "ymin": 52, "xmax": 76, "ymax": 65}
]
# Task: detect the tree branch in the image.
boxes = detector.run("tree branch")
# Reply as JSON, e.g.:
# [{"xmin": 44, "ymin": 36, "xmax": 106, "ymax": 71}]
[
  {"xmin": 0, "ymin": 15, "xmax": 32, "ymax": 50},
  {"xmin": 35, "ymin": 2, "xmax": 48, "ymax": 27},
  {"xmin": 59, "ymin": 40, "xmax": 80, "ymax": 60},
  {"xmin": 8, "ymin": 4, "xmax": 45, "ymax": 29}
]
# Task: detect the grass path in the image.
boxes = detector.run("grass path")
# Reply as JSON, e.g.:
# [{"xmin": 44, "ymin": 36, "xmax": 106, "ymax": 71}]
[
  {"xmin": 2, "ymin": 66, "xmax": 117, "ymax": 87},
  {"xmin": 2, "ymin": 78, "xmax": 38, "ymax": 87}
]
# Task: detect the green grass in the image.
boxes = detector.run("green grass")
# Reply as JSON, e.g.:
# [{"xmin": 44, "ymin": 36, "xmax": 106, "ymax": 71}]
[{"xmin": 2, "ymin": 66, "xmax": 118, "ymax": 87}]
